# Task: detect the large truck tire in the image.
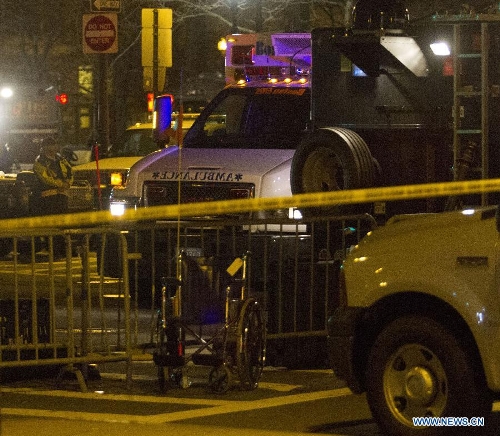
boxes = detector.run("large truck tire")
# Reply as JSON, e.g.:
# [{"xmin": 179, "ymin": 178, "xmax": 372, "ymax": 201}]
[
  {"xmin": 291, "ymin": 127, "xmax": 376, "ymax": 216},
  {"xmin": 365, "ymin": 315, "xmax": 491, "ymax": 436}
]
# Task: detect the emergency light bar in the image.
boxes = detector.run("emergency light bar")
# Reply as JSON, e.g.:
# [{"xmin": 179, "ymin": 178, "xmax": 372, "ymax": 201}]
[{"xmin": 225, "ymin": 33, "xmax": 312, "ymax": 86}]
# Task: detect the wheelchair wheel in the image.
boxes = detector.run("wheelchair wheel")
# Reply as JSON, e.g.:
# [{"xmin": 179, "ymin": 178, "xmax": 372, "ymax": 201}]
[
  {"xmin": 236, "ymin": 298, "xmax": 266, "ymax": 390},
  {"xmin": 154, "ymin": 314, "xmax": 183, "ymax": 392},
  {"xmin": 155, "ymin": 327, "xmax": 170, "ymax": 393},
  {"xmin": 157, "ymin": 363, "xmax": 185, "ymax": 392},
  {"xmin": 209, "ymin": 364, "xmax": 232, "ymax": 394},
  {"xmin": 157, "ymin": 365, "xmax": 180, "ymax": 393}
]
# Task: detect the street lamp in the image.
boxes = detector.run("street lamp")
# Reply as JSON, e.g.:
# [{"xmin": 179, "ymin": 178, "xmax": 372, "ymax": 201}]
[
  {"xmin": 0, "ymin": 87, "xmax": 13, "ymax": 99},
  {"xmin": 430, "ymin": 41, "xmax": 451, "ymax": 56}
]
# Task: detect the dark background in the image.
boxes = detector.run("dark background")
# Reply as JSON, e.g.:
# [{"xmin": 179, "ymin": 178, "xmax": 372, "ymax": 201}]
[{"xmin": 0, "ymin": 0, "xmax": 492, "ymax": 150}]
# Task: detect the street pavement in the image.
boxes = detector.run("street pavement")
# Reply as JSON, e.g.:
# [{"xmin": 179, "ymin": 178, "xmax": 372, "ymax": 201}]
[
  {"xmin": 1, "ymin": 417, "xmax": 320, "ymax": 436},
  {"xmin": 0, "ymin": 352, "xmax": 374, "ymax": 436}
]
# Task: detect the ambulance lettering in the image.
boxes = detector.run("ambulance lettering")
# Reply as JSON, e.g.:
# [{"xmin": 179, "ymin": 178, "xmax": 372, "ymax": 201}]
[{"xmin": 151, "ymin": 171, "xmax": 244, "ymax": 182}]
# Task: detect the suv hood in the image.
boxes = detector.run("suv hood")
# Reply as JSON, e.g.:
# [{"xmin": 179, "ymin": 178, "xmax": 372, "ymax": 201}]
[
  {"xmin": 124, "ymin": 146, "xmax": 295, "ymax": 191},
  {"xmin": 72, "ymin": 157, "xmax": 143, "ymax": 172},
  {"xmin": 356, "ymin": 206, "xmax": 497, "ymax": 253}
]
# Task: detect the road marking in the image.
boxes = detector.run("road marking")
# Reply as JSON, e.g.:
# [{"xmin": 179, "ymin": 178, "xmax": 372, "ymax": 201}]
[
  {"xmin": 1, "ymin": 387, "xmax": 353, "ymax": 425},
  {"xmin": 96, "ymin": 372, "xmax": 303, "ymax": 392},
  {"xmin": 258, "ymin": 382, "xmax": 301, "ymax": 392},
  {"xmin": 1, "ymin": 386, "xmax": 232, "ymax": 406},
  {"xmin": 147, "ymin": 388, "xmax": 353, "ymax": 424}
]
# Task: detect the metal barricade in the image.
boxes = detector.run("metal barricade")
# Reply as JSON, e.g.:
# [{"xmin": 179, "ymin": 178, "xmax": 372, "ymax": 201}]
[
  {"xmin": 0, "ymin": 177, "xmax": 494, "ymax": 386},
  {"xmin": 0, "ymin": 209, "xmax": 376, "ymax": 390},
  {"xmin": 99, "ymin": 213, "xmax": 377, "ymax": 369},
  {"xmin": 0, "ymin": 227, "xmax": 134, "ymax": 392}
]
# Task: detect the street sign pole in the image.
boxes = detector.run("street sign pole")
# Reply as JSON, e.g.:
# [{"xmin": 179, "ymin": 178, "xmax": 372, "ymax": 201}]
[
  {"xmin": 82, "ymin": 13, "xmax": 117, "ymax": 159},
  {"xmin": 141, "ymin": 8, "xmax": 172, "ymax": 93},
  {"xmin": 98, "ymin": 55, "xmax": 111, "ymax": 159}
]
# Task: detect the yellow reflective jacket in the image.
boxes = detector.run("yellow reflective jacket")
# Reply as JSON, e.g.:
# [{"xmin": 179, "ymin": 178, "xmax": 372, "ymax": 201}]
[{"xmin": 33, "ymin": 154, "xmax": 73, "ymax": 195}]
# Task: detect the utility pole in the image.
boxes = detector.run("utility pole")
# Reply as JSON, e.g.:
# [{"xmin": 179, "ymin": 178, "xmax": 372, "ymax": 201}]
[
  {"xmin": 96, "ymin": 55, "xmax": 110, "ymax": 153},
  {"xmin": 231, "ymin": 0, "xmax": 239, "ymax": 33},
  {"xmin": 255, "ymin": 0, "xmax": 263, "ymax": 32},
  {"xmin": 153, "ymin": 9, "xmax": 159, "ymax": 96}
]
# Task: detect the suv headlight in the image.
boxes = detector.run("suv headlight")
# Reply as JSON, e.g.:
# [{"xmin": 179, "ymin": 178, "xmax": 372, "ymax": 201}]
[
  {"xmin": 109, "ymin": 197, "xmax": 139, "ymax": 216},
  {"xmin": 110, "ymin": 201, "xmax": 126, "ymax": 216}
]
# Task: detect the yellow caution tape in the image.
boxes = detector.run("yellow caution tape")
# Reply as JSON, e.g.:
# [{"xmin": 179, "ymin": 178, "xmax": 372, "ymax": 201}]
[{"xmin": 2, "ymin": 178, "xmax": 500, "ymax": 233}]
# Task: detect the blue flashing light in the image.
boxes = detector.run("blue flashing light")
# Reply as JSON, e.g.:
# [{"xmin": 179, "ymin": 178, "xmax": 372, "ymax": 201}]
[
  {"xmin": 352, "ymin": 64, "xmax": 367, "ymax": 77},
  {"xmin": 154, "ymin": 94, "xmax": 173, "ymax": 143}
]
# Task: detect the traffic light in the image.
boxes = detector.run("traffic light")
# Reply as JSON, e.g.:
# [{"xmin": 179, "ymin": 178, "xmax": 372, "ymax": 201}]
[
  {"xmin": 56, "ymin": 93, "xmax": 68, "ymax": 105},
  {"xmin": 147, "ymin": 92, "xmax": 155, "ymax": 112}
]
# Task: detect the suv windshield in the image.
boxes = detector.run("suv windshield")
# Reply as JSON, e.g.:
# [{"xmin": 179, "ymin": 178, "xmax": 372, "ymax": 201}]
[
  {"xmin": 183, "ymin": 87, "xmax": 310, "ymax": 149},
  {"xmin": 108, "ymin": 127, "xmax": 158, "ymax": 157}
]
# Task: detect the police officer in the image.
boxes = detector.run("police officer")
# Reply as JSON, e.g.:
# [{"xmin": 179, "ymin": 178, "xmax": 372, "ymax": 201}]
[
  {"xmin": 33, "ymin": 137, "xmax": 73, "ymax": 259},
  {"xmin": 33, "ymin": 137, "xmax": 73, "ymax": 216}
]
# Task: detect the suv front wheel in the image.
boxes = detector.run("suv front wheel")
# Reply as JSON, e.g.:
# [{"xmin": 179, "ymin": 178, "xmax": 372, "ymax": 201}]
[{"xmin": 365, "ymin": 315, "xmax": 490, "ymax": 436}]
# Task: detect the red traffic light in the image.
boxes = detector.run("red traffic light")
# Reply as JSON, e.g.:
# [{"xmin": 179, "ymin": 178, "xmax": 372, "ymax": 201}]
[
  {"xmin": 56, "ymin": 93, "xmax": 68, "ymax": 105},
  {"xmin": 147, "ymin": 92, "xmax": 155, "ymax": 112}
]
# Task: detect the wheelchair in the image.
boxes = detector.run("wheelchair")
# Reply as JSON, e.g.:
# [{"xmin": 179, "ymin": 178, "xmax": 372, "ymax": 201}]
[{"xmin": 153, "ymin": 251, "xmax": 266, "ymax": 393}]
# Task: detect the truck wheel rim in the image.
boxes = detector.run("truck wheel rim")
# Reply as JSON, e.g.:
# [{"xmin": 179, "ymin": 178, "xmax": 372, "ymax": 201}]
[
  {"xmin": 301, "ymin": 148, "xmax": 343, "ymax": 192},
  {"xmin": 383, "ymin": 343, "xmax": 448, "ymax": 426}
]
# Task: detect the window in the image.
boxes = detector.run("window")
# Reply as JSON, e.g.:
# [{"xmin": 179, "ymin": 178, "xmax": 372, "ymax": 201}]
[
  {"xmin": 184, "ymin": 88, "xmax": 310, "ymax": 150},
  {"xmin": 110, "ymin": 129, "xmax": 157, "ymax": 157}
]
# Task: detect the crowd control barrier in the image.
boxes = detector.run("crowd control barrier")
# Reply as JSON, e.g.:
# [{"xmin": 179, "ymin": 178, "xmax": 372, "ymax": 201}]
[
  {"xmin": 0, "ymin": 227, "xmax": 135, "ymax": 392},
  {"xmin": 97, "ymin": 213, "xmax": 377, "ymax": 369},
  {"xmin": 0, "ymin": 178, "xmax": 498, "ymax": 386}
]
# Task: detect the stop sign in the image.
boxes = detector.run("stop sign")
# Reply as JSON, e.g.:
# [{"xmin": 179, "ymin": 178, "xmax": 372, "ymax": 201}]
[{"xmin": 83, "ymin": 13, "xmax": 118, "ymax": 54}]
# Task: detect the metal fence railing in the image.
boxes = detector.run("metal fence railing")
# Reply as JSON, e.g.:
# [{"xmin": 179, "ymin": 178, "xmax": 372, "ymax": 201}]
[
  {"xmin": 0, "ymin": 178, "xmax": 499, "ymax": 385},
  {"xmin": 0, "ymin": 228, "xmax": 134, "ymax": 391},
  {"xmin": 97, "ymin": 213, "xmax": 377, "ymax": 369},
  {"xmin": 0, "ymin": 213, "xmax": 376, "ymax": 379}
]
